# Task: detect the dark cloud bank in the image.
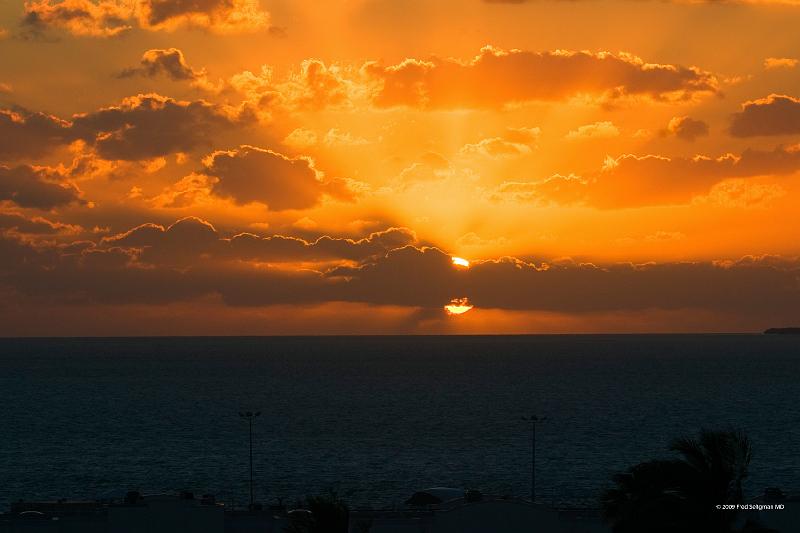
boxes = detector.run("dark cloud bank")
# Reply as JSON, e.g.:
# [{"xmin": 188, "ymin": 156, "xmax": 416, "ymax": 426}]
[{"xmin": 1, "ymin": 217, "xmax": 798, "ymax": 325}]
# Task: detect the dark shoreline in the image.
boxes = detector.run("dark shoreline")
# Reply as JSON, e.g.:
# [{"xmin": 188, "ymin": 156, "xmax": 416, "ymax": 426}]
[{"xmin": 764, "ymin": 328, "xmax": 800, "ymax": 335}]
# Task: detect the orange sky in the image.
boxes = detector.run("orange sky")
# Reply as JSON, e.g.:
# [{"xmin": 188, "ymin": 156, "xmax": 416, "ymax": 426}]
[{"xmin": 1, "ymin": 0, "xmax": 800, "ymax": 334}]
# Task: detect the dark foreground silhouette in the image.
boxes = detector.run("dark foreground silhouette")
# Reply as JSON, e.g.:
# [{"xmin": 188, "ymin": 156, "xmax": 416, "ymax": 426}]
[
  {"xmin": 283, "ymin": 492, "xmax": 348, "ymax": 533},
  {"xmin": 601, "ymin": 429, "xmax": 778, "ymax": 533},
  {"xmin": 2, "ymin": 428, "xmax": 794, "ymax": 532}
]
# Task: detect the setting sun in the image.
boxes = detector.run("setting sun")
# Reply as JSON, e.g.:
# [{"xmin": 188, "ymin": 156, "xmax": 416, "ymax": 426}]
[
  {"xmin": 451, "ymin": 257, "xmax": 470, "ymax": 268},
  {"xmin": 444, "ymin": 298, "xmax": 474, "ymax": 316}
]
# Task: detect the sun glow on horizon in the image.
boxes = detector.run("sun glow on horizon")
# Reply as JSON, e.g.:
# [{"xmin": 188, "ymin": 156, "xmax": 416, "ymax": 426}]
[
  {"xmin": 444, "ymin": 297, "xmax": 474, "ymax": 316},
  {"xmin": 451, "ymin": 256, "xmax": 470, "ymax": 268}
]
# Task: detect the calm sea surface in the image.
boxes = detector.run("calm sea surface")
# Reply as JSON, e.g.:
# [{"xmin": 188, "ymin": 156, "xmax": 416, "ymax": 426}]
[{"xmin": 1, "ymin": 335, "xmax": 798, "ymax": 509}]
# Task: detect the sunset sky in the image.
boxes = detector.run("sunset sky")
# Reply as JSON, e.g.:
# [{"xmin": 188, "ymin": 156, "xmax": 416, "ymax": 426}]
[{"xmin": 1, "ymin": 0, "xmax": 800, "ymax": 334}]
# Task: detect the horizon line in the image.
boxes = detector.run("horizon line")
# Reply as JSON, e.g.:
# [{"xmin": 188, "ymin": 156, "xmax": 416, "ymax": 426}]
[{"xmin": 0, "ymin": 331, "xmax": 779, "ymax": 340}]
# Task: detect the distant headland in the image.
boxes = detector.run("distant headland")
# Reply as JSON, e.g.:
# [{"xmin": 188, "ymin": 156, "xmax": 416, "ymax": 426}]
[{"xmin": 764, "ymin": 327, "xmax": 800, "ymax": 335}]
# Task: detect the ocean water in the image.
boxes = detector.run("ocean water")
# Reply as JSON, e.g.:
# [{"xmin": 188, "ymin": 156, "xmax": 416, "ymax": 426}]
[{"xmin": 1, "ymin": 335, "xmax": 798, "ymax": 510}]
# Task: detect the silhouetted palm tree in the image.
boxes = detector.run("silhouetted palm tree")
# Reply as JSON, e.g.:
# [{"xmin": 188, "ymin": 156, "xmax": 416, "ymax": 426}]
[{"xmin": 601, "ymin": 429, "xmax": 752, "ymax": 533}]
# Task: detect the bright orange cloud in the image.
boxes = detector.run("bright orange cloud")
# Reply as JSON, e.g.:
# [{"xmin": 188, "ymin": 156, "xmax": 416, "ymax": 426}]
[
  {"xmin": 364, "ymin": 46, "xmax": 719, "ymax": 108},
  {"xmin": 22, "ymin": 0, "xmax": 270, "ymax": 37},
  {"xmin": 764, "ymin": 57, "xmax": 798, "ymax": 70},
  {"xmin": 565, "ymin": 121, "xmax": 620, "ymax": 140},
  {"xmin": 461, "ymin": 127, "xmax": 540, "ymax": 158},
  {"xmin": 493, "ymin": 145, "xmax": 800, "ymax": 208}
]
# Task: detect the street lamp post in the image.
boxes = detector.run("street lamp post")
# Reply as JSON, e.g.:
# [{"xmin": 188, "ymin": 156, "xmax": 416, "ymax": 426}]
[
  {"xmin": 521, "ymin": 415, "xmax": 546, "ymax": 503},
  {"xmin": 239, "ymin": 411, "xmax": 261, "ymax": 509}
]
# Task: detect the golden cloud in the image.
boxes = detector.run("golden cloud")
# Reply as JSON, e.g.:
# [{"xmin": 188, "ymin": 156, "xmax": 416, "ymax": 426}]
[
  {"xmin": 364, "ymin": 46, "xmax": 719, "ymax": 109},
  {"xmin": 22, "ymin": 0, "xmax": 270, "ymax": 37},
  {"xmin": 764, "ymin": 57, "xmax": 798, "ymax": 70},
  {"xmin": 461, "ymin": 127, "xmax": 540, "ymax": 158},
  {"xmin": 492, "ymin": 145, "xmax": 800, "ymax": 208},
  {"xmin": 664, "ymin": 116, "xmax": 709, "ymax": 142},
  {"xmin": 565, "ymin": 121, "xmax": 620, "ymax": 140}
]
